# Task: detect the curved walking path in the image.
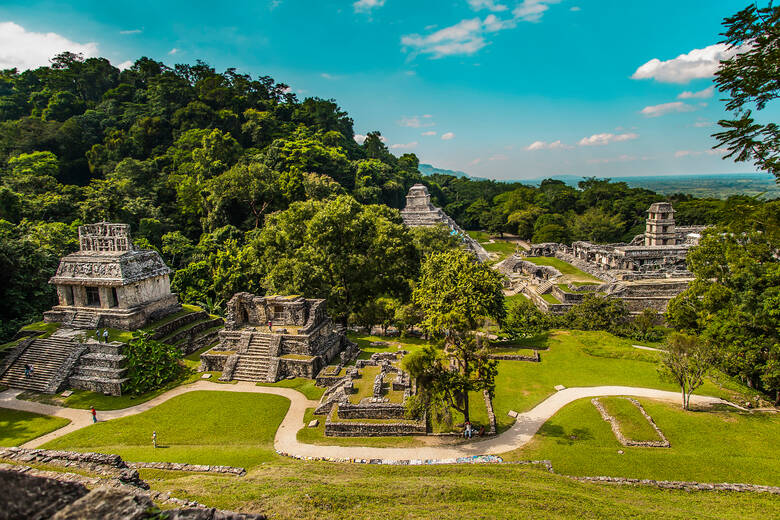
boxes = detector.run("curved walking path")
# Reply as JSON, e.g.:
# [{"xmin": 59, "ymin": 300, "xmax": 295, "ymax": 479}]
[{"xmin": 0, "ymin": 382, "xmax": 736, "ymax": 462}]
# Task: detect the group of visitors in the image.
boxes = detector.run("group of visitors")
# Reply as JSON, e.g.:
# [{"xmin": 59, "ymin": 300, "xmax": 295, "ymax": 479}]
[
  {"xmin": 95, "ymin": 329, "xmax": 110, "ymax": 342},
  {"xmin": 462, "ymin": 421, "xmax": 486, "ymax": 439}
]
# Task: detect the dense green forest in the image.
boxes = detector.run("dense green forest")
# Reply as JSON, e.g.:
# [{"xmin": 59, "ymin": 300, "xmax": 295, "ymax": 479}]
[{"xmin": 0, "ymin": 53, "xmax": 777, "ymax": 344}]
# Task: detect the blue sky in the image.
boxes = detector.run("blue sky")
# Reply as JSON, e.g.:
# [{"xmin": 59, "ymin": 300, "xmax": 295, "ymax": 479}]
[{"xmin": 0, "ymin": 0, "xmax": 772, "ymax": 180}]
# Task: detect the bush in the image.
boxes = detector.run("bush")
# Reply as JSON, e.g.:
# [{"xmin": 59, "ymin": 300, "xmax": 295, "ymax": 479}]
[
  {"xmin": 560, "ymin": 294, "xmax": 629, "ymax": 332},
  {"xmin": 503, "ymin": 296, "xmax": 551, "ymax": 340},
  {"xmin": 124, "ymin": 331, "xmax": 183, "ymax": 395}
]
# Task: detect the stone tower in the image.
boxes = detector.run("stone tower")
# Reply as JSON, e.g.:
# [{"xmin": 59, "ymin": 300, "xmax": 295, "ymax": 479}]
[{"xmin": 645, "ymin": 202, "xmax": 677, "ymax": 246}]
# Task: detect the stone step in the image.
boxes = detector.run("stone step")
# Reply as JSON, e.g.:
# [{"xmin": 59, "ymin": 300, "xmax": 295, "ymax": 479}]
[
  {"xmin": 0, "ymin": 336, "xmax": 81, "ymax": 393},
  {"xmin": 72, "ymin": 366, "xmax": 127, "ymax": 379}
]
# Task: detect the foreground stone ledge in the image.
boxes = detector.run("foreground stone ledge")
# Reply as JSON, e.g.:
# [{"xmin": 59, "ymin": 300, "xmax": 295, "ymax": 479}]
[{"xmin": 128, "ymin": 461, "xmax": 246, "ymax": 476}]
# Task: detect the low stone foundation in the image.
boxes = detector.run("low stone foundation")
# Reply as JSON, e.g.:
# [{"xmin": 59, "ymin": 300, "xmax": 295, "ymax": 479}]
[
  {"xmin": 128, "ymin": 461, "xmax": 246, "ymax": 476},
  {"xmin": 488, "ymin": 351, "xmax": 540, "ymax": 362},
  {"xmin": 591, "ymin": 397, "xmax": 670, "ymax": 448}
]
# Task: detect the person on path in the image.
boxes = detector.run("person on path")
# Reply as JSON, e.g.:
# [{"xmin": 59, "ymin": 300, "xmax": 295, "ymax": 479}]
[
  {"xmin": 24, "ymin": 364, "xmax": 32, "ymax": 378},
  {"xmin": 268, "ymin": 320, "xmax": 272, "ymax": 332},
  {"xmin": 95, "ymin": 328, "xmax": 100, "ymax": 341},
  {"xmin": 464, "ymin": 421, "xmax": 473, "ymax": 439},
  {"xmin": 91, "ymin": 406, "xmax": 97, "ymax": 423},
  {"xmin": 102, "ymin": 329, "xmax": 109, "ymax": 343},
  {"xmin": 152, "ymin": 431, "xmax": 157, "ymax": 449}
]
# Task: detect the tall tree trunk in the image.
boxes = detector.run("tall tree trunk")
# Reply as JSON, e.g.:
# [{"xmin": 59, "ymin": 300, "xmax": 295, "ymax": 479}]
[{"xmin": 463, "ymin": 390, "xmax": 470, "ymax": 423}]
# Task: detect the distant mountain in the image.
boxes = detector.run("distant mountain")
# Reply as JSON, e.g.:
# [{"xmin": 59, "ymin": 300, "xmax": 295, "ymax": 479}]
[{"xmin": 418, "ymin": 163, "xmax": 487, "ymax": 181}]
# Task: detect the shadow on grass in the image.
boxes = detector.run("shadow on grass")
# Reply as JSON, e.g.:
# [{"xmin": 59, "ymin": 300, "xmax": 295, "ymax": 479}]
[{"xmin": 537, "ymin": 424, "xmax": 594, "ymax": 445}]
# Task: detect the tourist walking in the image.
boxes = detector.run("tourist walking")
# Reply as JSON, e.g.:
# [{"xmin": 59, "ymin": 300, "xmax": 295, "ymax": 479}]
[
  {"xmin": 102, "ymin": 329, "xmax": 109, "ymax": 343},
  {"xmin": 24, "ymin": 364, "xmax": 33, "ymax": 378},
  {"xmin": 91, "ymin": 406, "xmax": 97, "ymax": 423},
  {"xmin": 152, "ymin": 431, "xmax": 157, "ymax": 449},
  {"xmin": 268, "ymin": 320, "xmax": 273, "ymax": 331}
]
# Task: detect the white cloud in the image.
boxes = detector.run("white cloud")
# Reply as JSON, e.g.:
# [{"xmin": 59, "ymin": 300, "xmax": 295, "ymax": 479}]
[
  {"xmin": 526, "ymin": 139, "xmax": 570, "ymax": 151},
  {"xmin": 390, "ymin": 141, "xmax": 418, "ymax": 150},
  {"xmin": 320, "ymin": 72, "xmax": 335, "ymax": 79},
  {"xmin": 116, "ymin": 60, "xmax": 133, "ymax": 71},
  {"xmin": 353, "ymin": 0, "xmax": 385, "ymax": 12},
  {"xmin": 468, "ymin": 0, "xmax": 508, "ymax": 12},
  {"xmin": 570, "ymin": 6, "xmax": 581, "ymax": 11},
  {"xmin": 489, "ymin": 153, "xmax": 508, "ymax": 161},
  {"xmin": 402, "ymin": 1, "xmax": 561, "ymax": 58},
  {"xmin": 677, "ymin": 86, "xmax": 714, "ymax": 99},
  {"xmin": 640, "ymin": 101, "xmax": 698, "ymax": 117},
  {"xmin": 354, "ymin": 134, "xmax": 386, "ymax": 144},
  {"xmin": 578, "ymin": 133, "xmax": 638, "ymax": 146},
  {"xmin": 441, "ymin": 132, "xmax": 456, "ymax": 140},
  {"xmin": 631, "ymin": 43, "xmax": 745, "ymax": 84},
  {"xmin": 402, "ymin": 18, "xmax": 487, "ymax": 58},
  {"xmin": 692, "ymin": 121, "xmax": 712, "ymax": 128},
  {"xmin": 168, "ymin": 48, "xmax": 179, "ymax": 55},
  {"xmin": 421, "ymin": 131, "xmax": 437, "ymax": 136},
  {"xmin": 469, "ymin": 158, "xmax": 483, "ymax": 166},
  {"xmin": 674, "ymin": 149, "xmax": 727, "ymax": 158},
  {"xmin": 399, "ymin": 115, "xmax": 434, "ymax": 128},
  {"xmin": 0, "ymin": 22, "xmax": 98, "ymax": 70},
  {"xmin": 513, "ymin": 0, "xmax": 562, "ymax": 22},
  {"xmin": 119, "ymin": 29, "xmax": 142, "ymax": 35}
]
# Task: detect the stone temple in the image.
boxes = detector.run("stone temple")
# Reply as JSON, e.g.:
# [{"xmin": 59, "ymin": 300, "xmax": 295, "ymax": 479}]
[
  {"xmin": 400, "ymin": 183, "xmax": 490, "ymax": 261},
  {"xmin": 500, "ymin": 203, "xmax": 709, "ymax": 315},
  {"xmin": 44, "ymin": 223, "xmax": 180, "ymax": 330},
  {"xmin": 200, "ymin": 293, "xmax": 349, "ymax": 383}
]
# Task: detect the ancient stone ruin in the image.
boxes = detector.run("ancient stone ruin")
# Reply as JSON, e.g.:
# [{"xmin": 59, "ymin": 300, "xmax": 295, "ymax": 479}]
[
  {"xmin": 44, "ymin": 222, "xmax": 181, "ymax": 331},
  {"xmin": 314, "ymin": 349, "xmax": 426, "ymax": 437},
  {"xmin": 200, "ymin": 293, "xmax": 349, "ymax": 383},
  {"xmin": 500, "ymin": 203, "xmax": 709, "ymax": 314},
  {"xmin": 401, "ymin": 183, "xmax": 490, "ymax": 261},
  {"xmin": 1, "ymin": 223, "xmax": 186, "ymax": 396}
]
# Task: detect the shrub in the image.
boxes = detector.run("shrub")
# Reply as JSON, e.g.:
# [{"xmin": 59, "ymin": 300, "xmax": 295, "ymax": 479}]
[{"xmin": 124, "ymin": 330, "xmax": 183, "ymax": 395}]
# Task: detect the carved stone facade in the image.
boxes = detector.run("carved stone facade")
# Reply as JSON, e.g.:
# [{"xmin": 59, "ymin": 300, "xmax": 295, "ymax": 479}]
[
  {"xmin": 202, "ymin": 293, "xmax": 347, "ymax": 383},
  {"xmin": 400, "ymin": 183, "xmax": 490, "ymax": 262},
  {"xmin": 43, "ymin": 222, "xmax": 180, "ymax": 330}
]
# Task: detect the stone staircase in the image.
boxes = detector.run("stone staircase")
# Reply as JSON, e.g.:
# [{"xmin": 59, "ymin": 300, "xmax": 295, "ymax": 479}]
[
  {"xmin": 0, "ymin": 337, "xmax": 83, "ymax": 393},
  {"xmin": 232, "ymin": 334, "xmax": 272, "ymax": 382},
  {"xmin": 536, "ymin": 280, "xmax": 554, "ymax": 294},
  {"xmin": 69, "ymin": 341, "xmax": 127, "ymax": 396},
  {"xmin": 68, "ymin": 311, "xmax": 101, "ymax": 330}
]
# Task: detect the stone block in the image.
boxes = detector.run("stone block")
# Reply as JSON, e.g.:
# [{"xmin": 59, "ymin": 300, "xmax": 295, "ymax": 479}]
[
  {"xmin": 554, "ymin": 385, "xmax": 566, "ymax": 391},
  {"xmin": 201, "ymin": 373, "xmax": 211, "ymax": 379},
  {"xmin": 60, "ymin": 390, "xmax": 73, "ymax": 397},
  {"xmin": 308, "ymin": 420, "xmax": 319, "ymax": 428},
  {"xmin": 507, "ymin": 410, "xmax": 518, "ymax": 418}
]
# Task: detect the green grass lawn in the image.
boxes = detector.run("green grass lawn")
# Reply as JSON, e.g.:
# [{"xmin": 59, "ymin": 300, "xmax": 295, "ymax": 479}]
[
  {"xmin": 257, "ymin": 378, "xmax": 325, "ymax": 400},
  {"xmin": 350, "ymin": 366, "xmax": 380, "ymax": 403},
  {"xmin": 0, "ymin": 408, "xmax": 70, "ymax": 446},
  {"xmin": 42, "ymin": 391, "xmax": 289, "ymax": 468},
  {"xmin": 598, "ymin": 397, "xmax": 662, "ymax": 442},
  {"xmin": 524, "ymin": 257, "xmax": 602, "ymax": 282},
  {"xmin": 146, "ymin": 457, "xmax": 780, "ymax": 520},
  {"xmin": 489, "ymin": 330, "xmax": 756, "ymax": 433},
  {"xmin": 504, "ymin": 397, "xmax": 780, "ymax": 486},
  {"xmin": 540, "ymin": 293, "xmax": 560, "ymax": 304}
]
